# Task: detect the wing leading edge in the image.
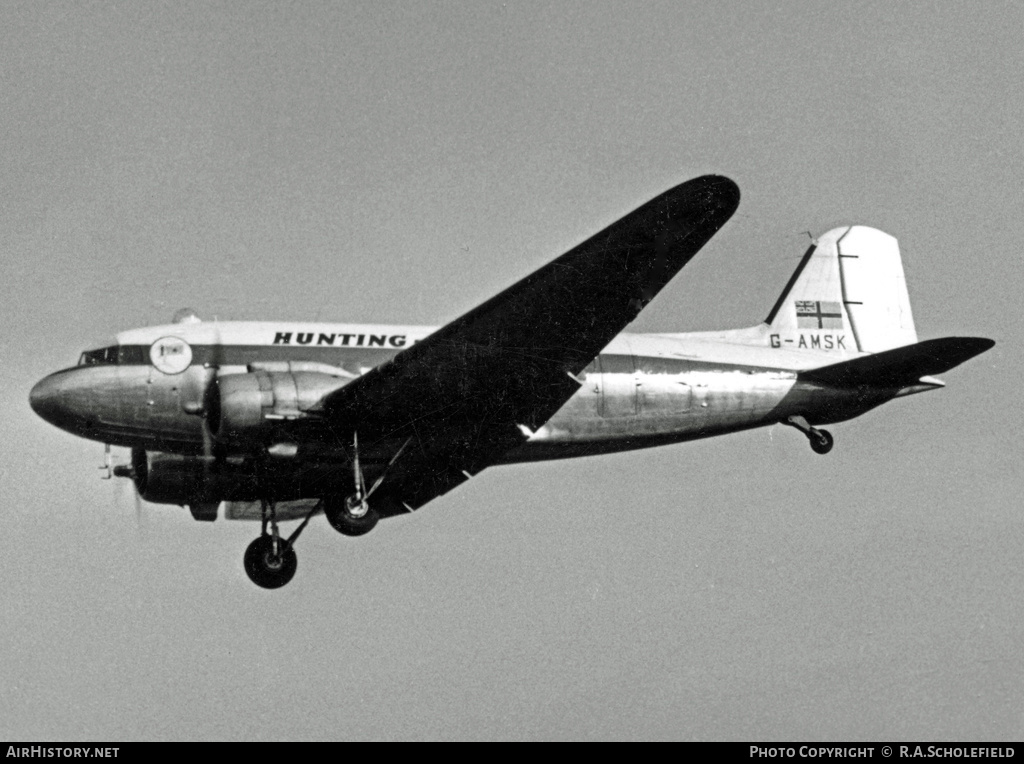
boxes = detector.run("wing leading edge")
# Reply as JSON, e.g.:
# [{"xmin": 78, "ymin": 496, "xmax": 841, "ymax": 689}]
[{"xmin": 321, "ymin": 175, "xmax": 740, "ymax": 513}]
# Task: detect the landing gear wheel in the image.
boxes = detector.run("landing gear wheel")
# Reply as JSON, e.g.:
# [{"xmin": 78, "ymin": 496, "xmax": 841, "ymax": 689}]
[
  {"xmin": 244, "ymin": 535, "xmax": 297, "ymax": 589},
  {"xmin": 325, "ymin": 496, "xmax": 379, "ymax": 537},
  {"xmin": 809, "ymin": 429, "xmax": 834, "ymax": 455}
]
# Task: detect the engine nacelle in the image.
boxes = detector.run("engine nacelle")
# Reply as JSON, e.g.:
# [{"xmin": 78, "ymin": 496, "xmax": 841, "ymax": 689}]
[
  {"xmin": 209, "ymin": 370, "xmax": 349, "ymax": 443},
  {"xmin": 131, "ymin": 448, "xmax": 258, "ymax": 506}
]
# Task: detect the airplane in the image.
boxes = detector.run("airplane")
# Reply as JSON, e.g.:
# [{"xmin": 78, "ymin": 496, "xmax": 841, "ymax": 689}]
[{"xmin": 29, "ymin": 175, "xmax": 994, "ymax": 589}]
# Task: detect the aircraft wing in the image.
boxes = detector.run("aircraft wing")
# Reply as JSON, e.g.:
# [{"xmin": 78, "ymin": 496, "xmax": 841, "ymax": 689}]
[{"xmin": 320, "ymin": 175, "xmax": 740, "ymax": 514}]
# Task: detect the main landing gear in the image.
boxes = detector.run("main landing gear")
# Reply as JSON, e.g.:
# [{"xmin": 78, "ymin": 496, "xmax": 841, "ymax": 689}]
[
  {"xmin": 784, "ymin": 415, "xmax": 834, "ymax": 455},
  {"xmin": 244, "ymin": 534, "xmax": 297, "ymax": 590},
  {"xmin": 242, "ymin": 493, "xmax": 373, "ymax": 588},
  {"xmin": 324, "ymin": 431, "xmax": 410, "ymax": 537},
  {"xmin": 243, "ymin": 497, "xmax": 316, "ymax": 589},
  {"xmin": 324, "ymin": 493, "xmax": 379, "ymax": 536},
  {"xmin": 241, "ymin": 432, "xmax": 412, "ymax": 588}
]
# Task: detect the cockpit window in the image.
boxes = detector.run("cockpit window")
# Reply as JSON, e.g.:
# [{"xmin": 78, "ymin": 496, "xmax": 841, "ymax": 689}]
[
  {"xmin": 78, "ymin": 346, "xmax": 118, "ymax": 366},
  {"xmin": 77, "ymin": 345, "xmax": 149, "ymax": 367}
]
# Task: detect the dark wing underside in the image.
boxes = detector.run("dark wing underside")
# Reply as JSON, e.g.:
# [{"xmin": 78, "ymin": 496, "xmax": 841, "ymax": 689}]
[
  {"xmin": 320, "ymin": 175, "xmax": 740, "ymax": 514},
  {"xmin": 799, "ymin": 336, "xmax": 995, "ymax": 388}
]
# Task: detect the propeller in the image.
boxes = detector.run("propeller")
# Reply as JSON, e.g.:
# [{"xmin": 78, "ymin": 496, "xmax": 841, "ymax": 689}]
[
  {"xmin": 99, "ymin": 443, "xmax": 113, "ymax": 479},
  {"xmin": 116, "ymin": 473, "xmax": 145, "ymax": 534},
  {"xmin": 200, "ymin": 372, "xmax": 219, "ymax": 462},
  {"xmin": 106, "ymin": 445, "xmax": 146, "ymax": 533},
  {"xmin": 133, "ymin": 484, "xmax": 144, "ymax": 531},
  {"xmin": 180, "ymin": 322, "xmax": 224, "ymax": 468}
]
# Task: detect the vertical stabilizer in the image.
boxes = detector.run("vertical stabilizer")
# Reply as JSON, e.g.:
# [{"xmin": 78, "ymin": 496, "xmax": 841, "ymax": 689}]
[{"xmin": 765, "ymin": 226, "xmax": 917, "ymax": 353}]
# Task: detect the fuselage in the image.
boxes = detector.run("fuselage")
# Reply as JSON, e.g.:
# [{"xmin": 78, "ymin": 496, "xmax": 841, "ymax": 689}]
[{"xmin": 30, "ymin": 318, "xmax": 916, "ymax": 470}]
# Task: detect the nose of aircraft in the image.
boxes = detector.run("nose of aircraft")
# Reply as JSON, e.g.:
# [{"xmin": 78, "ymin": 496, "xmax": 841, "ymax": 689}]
[
  {"xmin": 30, "ymin": 373, "xmax": 65, "ymax": 426},
  {"xmin": 30, "ymin": 371, "xmax": 93, "ymax": 433}
]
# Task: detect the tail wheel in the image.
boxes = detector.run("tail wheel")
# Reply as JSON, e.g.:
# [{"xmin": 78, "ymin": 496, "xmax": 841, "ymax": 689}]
[
  {"xmin": 324, "ymin": 496, "xmax": 379, "ymax": 536},
  {"xmin": 810, "ymin": 429, "xmax": 834, "ymax": 455},
  {"xmin": 244, "ymin": 535, "xmax": 297, "ymax": 589}
]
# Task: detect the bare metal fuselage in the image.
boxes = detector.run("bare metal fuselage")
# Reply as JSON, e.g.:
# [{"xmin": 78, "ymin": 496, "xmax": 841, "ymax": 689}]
[{"xmin": 31, "ymin": 320, "xmax": 921, "ymax": 497}]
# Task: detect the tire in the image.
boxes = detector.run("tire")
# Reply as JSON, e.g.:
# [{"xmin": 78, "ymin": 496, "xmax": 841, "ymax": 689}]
[
  {"xmin": 243, "ymin": 535, "xmax": 298, "ymax": 589},
  {"xmin": 810, "ymin": 429, "xmax": 834, "ymax": 455},
  {"xmin": 324, "ymin": 496, "xmax": 379, "ymax": 537}
]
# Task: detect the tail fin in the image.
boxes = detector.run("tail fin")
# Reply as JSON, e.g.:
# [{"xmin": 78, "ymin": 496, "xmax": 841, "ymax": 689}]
[{"xmin": 766, "ymin": 226, "xmax": 917, "ymax": 353}]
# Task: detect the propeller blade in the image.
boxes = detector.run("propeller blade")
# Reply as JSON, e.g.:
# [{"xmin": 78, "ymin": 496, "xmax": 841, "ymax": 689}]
[
  {"xmin": 133, "ymin": 487, "xmax": 146, "ymax": 536},
  {"xmin": 111, "ymin": 468, "xmax": 129, "ymax": 512},
  {"xmin": 108, "ymin": 447, "xmax": 144, "ymax": 534},
  {"xmin": 201, "ymin": 414, "xmax": 214, "ymax": 460},
  {"xmin": 200, "ymin": 322, "xmax": 224, "ymax": 470},
  {"xmin": 100, "ymin": 443, "xmax": 112, "ymax": 479}
]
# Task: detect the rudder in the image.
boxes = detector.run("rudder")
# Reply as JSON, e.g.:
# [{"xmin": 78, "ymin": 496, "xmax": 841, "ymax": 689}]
[{"xmin": 766, "ymin": 226, "xmax": 917, "ymax": 353}]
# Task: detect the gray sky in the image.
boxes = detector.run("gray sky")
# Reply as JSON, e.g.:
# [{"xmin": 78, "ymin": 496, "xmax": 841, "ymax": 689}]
[{"xmin": 2, "ymin": 0, "xmax": 1021, "ymax": 741}]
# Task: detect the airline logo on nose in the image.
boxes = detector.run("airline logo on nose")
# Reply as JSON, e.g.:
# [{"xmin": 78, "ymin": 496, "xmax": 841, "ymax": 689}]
[{"xmin": 150, "ymin": 336, "xmax": 192, "ymax": 374}]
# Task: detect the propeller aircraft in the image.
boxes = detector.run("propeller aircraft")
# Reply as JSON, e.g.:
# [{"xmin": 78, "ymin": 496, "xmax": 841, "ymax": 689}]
[{"xmin": 30, "ymin": 176, "xmax": 994, "ymax": 588}]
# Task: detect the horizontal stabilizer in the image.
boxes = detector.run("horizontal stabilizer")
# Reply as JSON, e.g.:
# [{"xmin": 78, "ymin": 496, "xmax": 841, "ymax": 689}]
[{"xmin": 799, "ymin": 337, "xmax": 994, "ymax": 388}]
